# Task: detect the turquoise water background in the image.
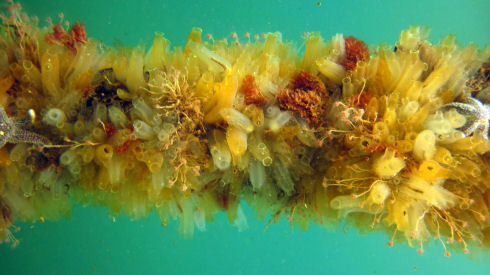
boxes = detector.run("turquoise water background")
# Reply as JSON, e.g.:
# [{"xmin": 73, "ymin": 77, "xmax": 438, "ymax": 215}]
[{"xmin": 1, "ymin": 0, "xmax": 490, "ymax": 274}]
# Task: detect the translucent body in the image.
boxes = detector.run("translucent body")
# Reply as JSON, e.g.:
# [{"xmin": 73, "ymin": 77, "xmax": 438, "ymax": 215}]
[
  {"xmin": 43, "ymin": 108, "xmax": 66, "ymax": 128},
  {"xmin": 413, "ymin": 130, "xmax": 436, "ymax": 160},
  {"xmin": 372, "ymin": 148, "xmax": 406, "ymax": 179}
]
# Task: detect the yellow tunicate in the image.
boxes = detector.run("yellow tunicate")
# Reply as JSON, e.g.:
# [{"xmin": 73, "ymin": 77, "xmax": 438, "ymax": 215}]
[
  {"xmin": 91, "ymin": 127, "xmax": 106, "ymax": 142},
  {"xmin": 226, "ymin": 126, "xmax": 247, "ymax": 157},
  {"xmin": 302, "ymin": 33, "xmax": 327, "ymax": 71},
  {"xmin": 366, "ymin": 181, "xmax": 391, "ymax": 205},
  {"xmin": 365, "ymin": 97, "xmax": 379, "ymax": 121},
  {"xmin": 150, "ymin": 33, "xmax": 169, "ymax": 69},
  {"xmin": 372, "ymin": 148, "xmax": 406, "ymax": 179},
  {"xmin": 147, "ymin": 153, "xmax": 164, "ymax": 173},
  {"xmin": 421, "ymin": 64, "xmax": 456, "ymax": 102},
  {"xmin": 342, "ymin": 77, "xmax": 354, "ymax": 99},
  {"xmin": 418, "ymin": 160, "xmax": 448, "ymax": 181},
  {"xmin": 396, "ymin": 140, "xmax": 413, "ymax": 153},
  {"xmin": 40, "ymin": 47, "xmax": 62, "ymax": 99},
  {"xmin": 433, "ymin": 146, "xmax": 454, "ymax": 166},
  {"xmin": 195, "ymin": 72, "xmax": 214, "ymax": 99},
  {"xmin": 126, "ymin": 45, "xmax": 145, "ymax": 95},
  {"xmin": 242, "ymin": 105, "xmax": 264, "ymax": 128},
  {"xmin": 0, "ymin": 147, "xmax": 11, "ymax": 167},
  {"xmin": 95, "ymin": 144, "xmax": 114, "ymax": 167},
  {"xmin": 204, "ymin": 74, "xmax": 238, "ymax": 123},
  {"xmin": 330, "ymin": 195, "xmax": 362, "ymax": 210},
  {"xmin": 9, "ymin": 144, "xmax": 29, "ymax": 163},
  {"xmin": 383, "ymin": 107, "xmax": 396, "ymax": 129},
  {"xmin": 401, "ymin": 175, "xmax": 457, "ymax": 209},
  {"xmin": 73, "ymin": 120, "xmax": 86, "ymax": 136},
  {"xmin": 385, "ymin": 196, "xmax": 411, "ymax": 233},
  {"xmin": 77, "ymin": 146, "xmax": 95, "ymax": 164},
  {"xmin": 455, "ymin": 159, "xmax": 482, "ymax": 179},
  {"xmin": 21, "ymin": 59, "xmax": 42, "ymax": 90},
  {"xmin": 0, "ymin": 74, "xmax": 14, "ymax": 106},
  {"xmin": 373, "ymin": 121, "xmax": 390, "ymax": 141}
]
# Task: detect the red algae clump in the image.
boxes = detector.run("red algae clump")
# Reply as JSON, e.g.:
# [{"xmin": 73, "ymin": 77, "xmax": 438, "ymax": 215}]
[
  {"xmin": 45, "ymin": 21, "xmax": 87, "ymax": 53},
  {"xmin": 277, "ymin": 71, "xmax": 327, "ymax": 126},
  {"xmin": 342, "ymin": 36, "xmax": 370, "ymax": 71},
  {"xmin": 241, "ymin": 75, "xmax": 266, "ymax": 106}
]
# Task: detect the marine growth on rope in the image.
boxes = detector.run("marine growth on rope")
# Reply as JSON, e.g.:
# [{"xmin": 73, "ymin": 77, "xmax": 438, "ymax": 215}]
[{"xmin": 0, "ymin": 4, "xmax": 489, "ymax": 257}]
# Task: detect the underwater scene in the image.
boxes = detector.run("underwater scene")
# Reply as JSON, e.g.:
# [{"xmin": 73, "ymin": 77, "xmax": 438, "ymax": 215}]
[{"xmin": 0, "ymin": 0, "xmax": 489, "ymax": 274}]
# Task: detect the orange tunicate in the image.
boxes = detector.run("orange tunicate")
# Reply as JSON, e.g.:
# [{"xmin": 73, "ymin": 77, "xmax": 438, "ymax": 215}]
[{"xmin": 342, "ymin": 36, "xmax": 370, "ymax": 71}]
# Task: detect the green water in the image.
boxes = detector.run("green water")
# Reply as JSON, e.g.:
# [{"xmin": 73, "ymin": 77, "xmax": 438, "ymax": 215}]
[{"xmin": 1, "ymin": 0, "xmax": 490, "ymax": 274}]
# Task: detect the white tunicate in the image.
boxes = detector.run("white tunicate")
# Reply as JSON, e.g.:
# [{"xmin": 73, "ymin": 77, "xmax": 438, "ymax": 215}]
[
  {"xmin": 262, "ymin": 156, "xmax": 273, "ymax": 167},
  {"xmin": 423, "ymin": 112, "xmax": 452, "ymax": 135},
  {"xmin": 273, "ymin": 165, "xmax": 295, "ymax": 195},
  {"xmin": 132, "ymin": 98, "xmax": 154, "ymax": 123},
  {"xmin": 413, "ymin": 130, "xmax": 436, "ymax": 160},
  {"xmin": 194, "ymin": 208, "xmax": 207, "ymax": 232},
  {"xmin": 59, "ymin": 150, "xmax": 77, "ymax": 166},
  {"xmin": 152, "ymin": 115, "xmax": 162, "ymax": 126},
  {"xmin": 44, "ymin": 108, "xmax": 66, "ymax": 128},
  {"xmin": 330, "ymin": 33, "xmax": 345, "ymax": 63},
  {"xmin": 219, "ymin": 108, "xmax": 254, "ymax": 133},
  {"xmin": 249, "ymin": 160, "xmax": 265, "ymax": 190},
  {"xmin": 94, "ymin": 103, "xmax": 107, "ymax": 122},
  {"xmin": 265, "ymin": 105, "xmax": 280, "ymax": 118},
  {"xmin": 108, "ymin": 105, "xmax": 129, "ymax": 129},
  {"xmin": 268, "ymin": 111, "xmax": 291, "ymax": 132},
  {"xmin": 209, "ymin": 130, "xmax": 232, "ymax": 171},
  {"xmin": 157, "ymin": 129, "xmax": 170, "ymax": 142},
  {"xmin": 233, "ymin": 205, "xmax": 249, "ymax": 232},
  {"xmin": 444, "ymin": 109, "xmax": 467, "ymax": 128},
  {"xmin": 133, "ymin": 119, "xmax": 155, "ymax": 140},
  {"xmin": 157, "ymin": 123, "xmax": 175, "ymax": 142},
  {"xmin": 180, "ymin": 198, "xmax": 195, "ymax": 238},
  {"xmin": 210, "ymin": 145, "xmax": 231, "ymax": 171}
]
